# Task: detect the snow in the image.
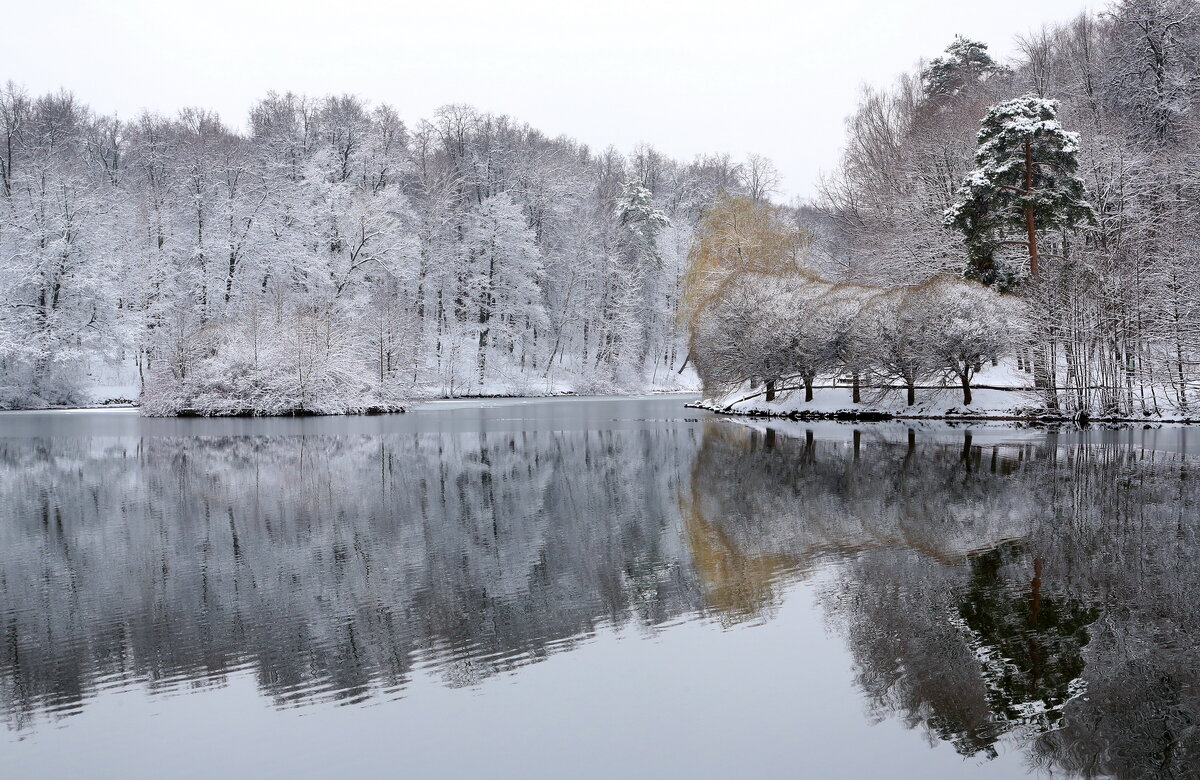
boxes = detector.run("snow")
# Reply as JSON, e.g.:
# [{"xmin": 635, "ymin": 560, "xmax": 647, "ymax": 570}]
[
  {"xmin": 0, "ymin": 94, "xmax": 705, "ymax": 416},
  {"xmin": 695, "ymin": 384, "xmax": 1043, "ymax": 420},
  {"xmin": 84, "ymin": 384, "xmax": 139, "ymax": 407},
  {"xmin": 695, "ymin": 361, "xmax": 1200, "ymax": 423}
]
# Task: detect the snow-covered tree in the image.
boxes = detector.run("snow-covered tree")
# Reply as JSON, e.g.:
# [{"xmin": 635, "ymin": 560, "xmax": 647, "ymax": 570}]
[
  {"xmin": 945, "ymin": 95, "xmax": 1093, "ymax": 289},
  {"xmin": 920, "ymin": 276, "xmax": 1018, "ymax": 404},
  {"xmin": 922, "ymin": 36, "xmax": 1006, "ymax": 99},
  {"xmin": 858, "ymin": 285, "xmax": 939, "ymax": 406},
  {"xmin": 775, "ymin": 276, "xmax": 840, "ymax": 402},
  {"xmin": 1107, "ymin": 0, "xmax": 1200, "ymax": 146},
  {"xmin": 615, "ymin": 180, "xmax": 670, "ymax": 248},
  {"xmin": 464, "ymin": 192, "xmax": 547, "ymax": 390},
  {"xmin": 680, "ymin": 193, "xmax": 804, "ymax": 341}
]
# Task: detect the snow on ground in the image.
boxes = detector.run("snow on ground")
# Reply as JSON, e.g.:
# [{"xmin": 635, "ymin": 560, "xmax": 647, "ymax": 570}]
[
  {"xmin": 399, "ymin": 363, "xmax": 700, "ymax": 403},
  {"xmin": 692, "ymin": 356, "xmax": 1200, "ymax": 422},
  {"xmin": 83, "ymin": 384, "xmax": 139, "ymax": 406},
  {"xmin": 695, "ymin": 375, "xmax": 1200, "ymax": 423},
  {"xmin": 76, "ymin": 354, "xmax": 140, "ymax": 407},
  {"xmin": 60, "ymin": 358, "xmax": 702, "ymax": 413},
  {"xmin": 694, "ymin": 385, "xmax": 1046, "ymax": 420},
  {"xmin": 971, "ymin": 359, "xmax": 1032, "ymax": 388}
]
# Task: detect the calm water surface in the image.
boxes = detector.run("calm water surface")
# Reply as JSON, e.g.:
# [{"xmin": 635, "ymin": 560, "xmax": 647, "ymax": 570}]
[{"xmin": 1, "ymin": 397, "xmax": 1198, "ymax": 779}]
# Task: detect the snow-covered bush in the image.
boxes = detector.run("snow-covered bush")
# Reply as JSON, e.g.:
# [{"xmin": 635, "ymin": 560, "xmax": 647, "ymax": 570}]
[{"xmin": 141, "ymin": 306, "xmax": 406, "ymax": 416}]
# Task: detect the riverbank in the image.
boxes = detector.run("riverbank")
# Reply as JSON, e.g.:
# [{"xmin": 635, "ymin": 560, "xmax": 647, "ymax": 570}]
[
  {"xmin": 3, "ymin": 389, "xmax": 703, "ymax": 417},
  {"xmin": 2, "ymin": 357, "xmax": 702, "ymax": 415},
  {"xmin": 690, "ymin": 385, "xmax": 1200, "ymax": 424}
]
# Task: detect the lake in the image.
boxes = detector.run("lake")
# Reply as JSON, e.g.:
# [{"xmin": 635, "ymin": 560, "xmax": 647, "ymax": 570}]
[{"xmin": 1, "ymin": 397, "xmax": 1198, "ymax": 779}]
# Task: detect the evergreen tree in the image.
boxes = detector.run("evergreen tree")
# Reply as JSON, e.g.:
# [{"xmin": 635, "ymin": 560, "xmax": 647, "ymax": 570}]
[
  {"xmin": 945, "ymin": 95, "xmax": 1093, "ymax": 290},
  {"xmin": 921, "ymin": 36, "xmax": 1004, "ymax": 99},
  {"xmin": 615, "ymin": 180, "xmax": 670, "ymax": 255}
]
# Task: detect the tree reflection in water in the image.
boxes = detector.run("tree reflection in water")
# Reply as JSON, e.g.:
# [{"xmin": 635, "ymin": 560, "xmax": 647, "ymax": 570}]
[
  {"xmin": 2, "ymin": 417, "xmax": 1198, "ymax": 777},
  {"xmin": 691, "ymin": 420, "xmax": 1199, "ymax": 778},
  {"xmin": 0, "ymin": 427, "xmax": 704, "ymax": 731}
]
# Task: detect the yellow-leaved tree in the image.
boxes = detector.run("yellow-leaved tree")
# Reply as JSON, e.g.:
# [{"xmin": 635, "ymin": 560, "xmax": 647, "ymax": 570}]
[{"xmin": 679, "ymin": 193, "xmax": 809, "ymax": 398}]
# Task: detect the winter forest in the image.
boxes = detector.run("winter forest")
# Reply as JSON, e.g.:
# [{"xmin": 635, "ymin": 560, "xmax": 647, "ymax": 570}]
[
  {"xmin": 693, "ymin": 0, "xmax": 1200, "ymax": 418},
  {"xmin": 0, "ymin": 88, "xmax": 718, "ymax": 413},
  {"xmin": 2, "ymin": 0, "xmax": 1199, "ymax": 416}
]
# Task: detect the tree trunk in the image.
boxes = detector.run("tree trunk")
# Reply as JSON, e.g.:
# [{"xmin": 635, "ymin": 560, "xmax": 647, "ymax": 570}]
[
  {"xmin": 1024, "ymin": 138, "xmax": 1040, "ymax": 278},
  {"xmin": 1031, "ymin": 344, "xmax": 1059, "ymax": 411},
  {"xmin": 961, "ymin": 372, "xmax": 972, "ymax": 405},
  {"xmin": 765, "ymin": 380, "xmax": 775, "ymax": 402},
  {"xmin": 906, "ymin": 381, "xmax": 915, "ymax": 406},
  {"xmin": 804, "ymin": 376, "xmax": 813, "ymax": 403},
  {"xmin": 852, "ymin": 373, "xmax": 861, "ymax": 404}
]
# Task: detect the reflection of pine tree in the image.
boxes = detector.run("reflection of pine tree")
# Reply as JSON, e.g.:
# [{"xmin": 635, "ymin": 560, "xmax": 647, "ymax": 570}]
[
  {"xmin": 694, "ymin": 421, "xmax": 1200, "ymax": 774},
  {"xmin": 956, "ymin": 543, "xmax": 1097, "ymax": 744}
]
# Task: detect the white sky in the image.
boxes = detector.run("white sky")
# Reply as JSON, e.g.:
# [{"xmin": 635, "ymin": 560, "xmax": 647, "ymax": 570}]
[{"xmin": 5, "ymin": 0, "xmax": 1092, "ymax": 198}]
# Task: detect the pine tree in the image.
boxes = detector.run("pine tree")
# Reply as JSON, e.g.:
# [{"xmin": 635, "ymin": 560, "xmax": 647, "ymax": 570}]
[
  {"xmin": 615, "ymin": 180, "xmax": 670, "ymax": 253},
  {"xmin": 921, "ymin": 36, "xmax": 1004, "ymax": 99},
  {"xmin": 945, "ymin": 95, "xmax": 1093, "ymax": 290}
]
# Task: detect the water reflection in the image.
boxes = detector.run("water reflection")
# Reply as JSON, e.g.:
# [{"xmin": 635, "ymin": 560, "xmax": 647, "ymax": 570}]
[
  {"xmin": 0, "ymin": 424, "xmax": 704, "ymax": 730},
  {"xmin": 2, "ymin": 411, "xmax": 1199, "ymax": 778},
  {"xmin": 693, "ymin": 421, "xmax": 1200, "ymax": 778}
]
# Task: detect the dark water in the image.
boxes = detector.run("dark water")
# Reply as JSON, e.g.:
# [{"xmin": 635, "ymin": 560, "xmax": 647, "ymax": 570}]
[{"xmin": 1, "ymin": 397, "xmax": 1198, "ymax": 779}]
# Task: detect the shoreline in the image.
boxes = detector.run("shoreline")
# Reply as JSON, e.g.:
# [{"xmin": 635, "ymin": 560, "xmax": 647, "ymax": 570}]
[
  {"xmin": 688, "ymin": 389, "xmax": 1200, "ymax": 426},
  {"xmin": 690, "ymin": 404, "xmax": 1198, "ymax": 425},
  {"xmin": 0, "ymin": 390, "xmax": 702, "ymax": 417}
]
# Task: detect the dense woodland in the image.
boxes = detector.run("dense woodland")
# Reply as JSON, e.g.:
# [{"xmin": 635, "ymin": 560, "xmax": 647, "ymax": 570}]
[
  {"xmin": 691, "ymin": 0, "xmax": 1200, "ymax": 417},
  {"xmin": 0, "ymin": 86, "xmax": 769, "ymax": 412}
]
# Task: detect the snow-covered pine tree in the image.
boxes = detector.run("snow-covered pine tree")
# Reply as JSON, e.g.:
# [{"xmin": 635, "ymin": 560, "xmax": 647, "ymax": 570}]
[
  {"xmin": 615, "ymin": 180, "xmax": 670, "ymax": 256},
  {"xmin": 921, "ymin": 36, "xmax": 1005, "ymax": 99},
  {"xmin": 945, "ymin": 95, "xmax": 1093, "ymax": 290}
]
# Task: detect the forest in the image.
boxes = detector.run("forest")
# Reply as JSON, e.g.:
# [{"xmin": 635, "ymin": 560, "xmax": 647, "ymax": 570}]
[
  {"xmin": 689, "ymin": 0, "xmax": 1200, "ymax": 418},
  {"xmin": 2, "ymin": 0, "xmax": 1198, "ymax": 416},
  {"xmin": 0, "ymin": 87, "xmax": 770, "ymax": 412}
]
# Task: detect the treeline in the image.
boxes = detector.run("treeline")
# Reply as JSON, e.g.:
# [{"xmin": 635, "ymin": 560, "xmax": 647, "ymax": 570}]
[
  {"xmin": 808, "ymin": 0, "xmax": 1200, "ymax": 415},
  {"xmin": 0, "ymin": 87, "xmax": 776, "ymax": 412}
]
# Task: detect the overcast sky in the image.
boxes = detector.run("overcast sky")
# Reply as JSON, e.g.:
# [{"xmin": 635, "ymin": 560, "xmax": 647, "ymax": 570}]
[{"xmin": 7, "ymin": 0, "xmax": 1093, "ymax": 198}]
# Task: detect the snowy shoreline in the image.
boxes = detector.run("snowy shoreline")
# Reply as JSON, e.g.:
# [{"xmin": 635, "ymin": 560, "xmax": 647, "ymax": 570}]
[
  {"xmin": 689, "ymin": 385, "xmax": 1200, "ymax": 425},
  {"xmin": 1, "ymin": 389, "xmax": 702, "ymax": 416}
]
